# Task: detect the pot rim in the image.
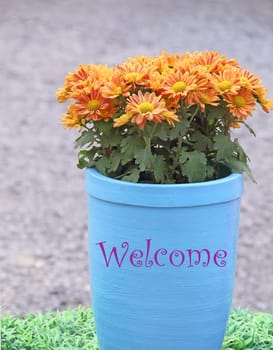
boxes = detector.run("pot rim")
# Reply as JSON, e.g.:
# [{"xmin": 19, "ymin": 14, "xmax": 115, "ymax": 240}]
[{"xmin": 86, "ymin": 168, "xmax": 243, "ymax": 207}]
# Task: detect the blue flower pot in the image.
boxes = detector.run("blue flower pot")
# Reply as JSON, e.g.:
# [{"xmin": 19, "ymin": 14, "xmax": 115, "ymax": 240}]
[{"xmin": 86, "ymin": 168, "xmax": 243, "ymax": 350}]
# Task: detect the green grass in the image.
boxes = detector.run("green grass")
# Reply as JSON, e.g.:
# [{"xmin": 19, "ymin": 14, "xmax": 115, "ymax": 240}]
[{"xmin": 1, "ymin": 308, "xmax": 273, "ymax": 350}]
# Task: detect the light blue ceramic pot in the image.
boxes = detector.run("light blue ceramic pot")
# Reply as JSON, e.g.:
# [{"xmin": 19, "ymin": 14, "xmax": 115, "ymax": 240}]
[{"xmin": 86, "ymin": 168, "xmax": 243, "ymax": 350}]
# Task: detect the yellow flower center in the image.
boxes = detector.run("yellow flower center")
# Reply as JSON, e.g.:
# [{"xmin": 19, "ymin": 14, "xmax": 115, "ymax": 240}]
[
  {"xmin": 233, "ymin": 96, "xmax": 246, "ymax": 108},
  {"xmin": 138, "ymin": 102, "xmax": 154, "ymax": 113},
  {"xmin": 114, "ymin": 87, "xmax": 122, "ymax": 95},
  {"xmin": 173, "ymin": 81, "xmax": 187, "ymax": 93},
  {"xmin": 87, "ymin": 99, "xmax": 101, "ymax": 111},
  {"xmin": 218, "ymin": 80, "xmax": 233, "ymax": 91},
  {"xmin": 240, "ymin": 77, "xmax": 249, "ymax": 84},
  {"xmin": 126, "ymin": 72, "xmax": 138, "ymax": 81},
  {"xmin": 200, "ymin": 93, "xmax": 210, "ymax": 104},
  {"xmin": 204, "ymin": 64, "xmax": 212, "ymax": 71}
]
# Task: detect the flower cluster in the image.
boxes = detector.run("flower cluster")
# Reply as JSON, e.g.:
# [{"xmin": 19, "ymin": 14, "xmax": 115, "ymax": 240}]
[
  {"xmin": 57, "ymin": 51, "xmax": 272, "ymax": 130},
  {"xmin": 57, "ymin": 51, "xmax": 273, "ymax": 183}
]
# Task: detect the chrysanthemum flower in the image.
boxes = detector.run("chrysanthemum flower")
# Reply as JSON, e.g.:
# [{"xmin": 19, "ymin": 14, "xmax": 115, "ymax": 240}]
[
  {"xmin": 56, "ymin": 86, "xmax": 71, "ymax": 103},
  {"xmin": 239, "ymin": 70, "xmax": 262, "ymax": 91},
  {"xmin": 115, "ymin": 91, "xmax": 176, "ymax": 130},
  {"xmin": 212, "ymin": 68, "xmax": 241, "ymax": 96},
  {"xmin": 192, "ymin": 51, "xmax": 225, "ymax": 74},
  {"xmin": 57, "ymin": 64, "xmax": 112, "ymax": 103},
  {"xmin": 224, "ymin": 88, "xmax": 256, "ymax": 120},
  {"xmin": 161, "ymin": 50, "xmax": 182, "ymax": 68},
  {"xmin": 189, "ymin": 89, "xmax": 219, "ymax": 112},
  {"xmin": 74, "ymin": 89, "xmax": 115, "ymax": 122},
  {"xmin": 65, "ymin": 64, "xmax": 94, "ymax": 95},
  {"xmin": 152, "ymin": 55, "xmax": 171, "ymax": 75},
  {"xmin": 61, "ymin": 105, "xmax": 83, "ymax": 129},
  {"xmin": 72, "ymin": 65, "xmax": 112, "ymax": 95},
  {"xmin": 67, "ymin": 64, "xmax": 92, "ymax": 84},
  {"xmin": 183, "ymin": 68, "xmax": 212, "ymax": 106},
  {"xmin": 113, "ymin": 113, "xmax": 132, "ymax": 128},
  {"xmin": 101, "ymin": 72, "xmax": 131, "ymax": 99},
  {"xmin": 117, "ymin": 61, "xmax": 151, "ymax": 87},
  {"xmin": 161, "ymin": 71, "xmax": 198, "ymax": 99},
  {"xmin": 162, "ymin": 110, "xmax": 180, "ymax": 127},
  {"xmin": 145, "ymin": 71, "xmax": 165, "ymax": 91},
  {"xmin": 254, "ymin": 87, "xmax": 273, "ymax": 113},
  {"xmin": 127, "ymin": 91, "xmax": 167, "ymax": 129}
]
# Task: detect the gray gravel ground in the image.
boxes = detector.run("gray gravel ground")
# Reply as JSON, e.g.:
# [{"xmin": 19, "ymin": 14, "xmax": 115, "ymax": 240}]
[{"xmin": 1, "ymin": 0, "xmax": 273, "ymax": 315}]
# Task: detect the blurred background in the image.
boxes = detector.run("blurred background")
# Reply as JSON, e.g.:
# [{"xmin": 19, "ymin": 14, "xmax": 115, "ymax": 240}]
[{"xmin": 1, "ymin": 0, "xmax": 273, "ymax": 315}]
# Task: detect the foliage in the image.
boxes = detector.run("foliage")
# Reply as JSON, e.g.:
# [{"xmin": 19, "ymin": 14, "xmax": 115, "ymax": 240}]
[
  {"xmin": 222, "ymin": 309, "xmax": 273, "ymax": 350},
  {"xmin": 1, "ymin": 308, "xmax": 273, "ymax": 350},
  {"xmin": 56, "ymin": 51, "xmax": 273, "ymax": 183},
  {"xmin": 1, "ymin": 307, "xmax": 99, "ymax": 350}
]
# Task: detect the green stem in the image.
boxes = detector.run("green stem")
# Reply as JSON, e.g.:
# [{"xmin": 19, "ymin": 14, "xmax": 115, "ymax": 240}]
[{"xmin": 172, "ymin": 134, "xmax": 183, "ymax": 173}]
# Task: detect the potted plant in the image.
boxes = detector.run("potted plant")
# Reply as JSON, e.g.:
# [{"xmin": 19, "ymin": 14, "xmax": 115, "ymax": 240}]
[{"xmin": 56, "ymin": 51, "xmax": 273, "ymax": 350}]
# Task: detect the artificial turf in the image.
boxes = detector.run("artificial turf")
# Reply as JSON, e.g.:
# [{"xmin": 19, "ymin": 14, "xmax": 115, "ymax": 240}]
[{"xmin": 1, "ymin": 308, "xmax": 273, "ymax": 349}]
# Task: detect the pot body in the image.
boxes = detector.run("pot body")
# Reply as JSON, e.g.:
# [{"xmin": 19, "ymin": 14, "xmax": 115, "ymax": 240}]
[{"xmin": 86, "ymin": 168, "xmax": 243, "ymax": 350}]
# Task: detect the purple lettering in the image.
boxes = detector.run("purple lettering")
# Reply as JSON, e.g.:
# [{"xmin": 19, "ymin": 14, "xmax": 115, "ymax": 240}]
[
  {"xmin": 169, "ymin": 250, "xmax": 185, "ymax": 267},
  {"xmin": 130, "ymin": 249, "xmax": 144, "ymax": 267},
  {"xmin": 214, "ymin": 250, "xmax": 227, "ymax": 267},
  {"xmin": 154, "ymin": 248, "xmax": 167, "ymax": 266},
  {"xmin": 187, "ymin": 249, "xmax": 211, "ymax": 268},
  {"xmin": 96, "ymin": 241, "xmax": 129, "ymax": 268},
  {"xmin": 144, "ymin": 239, "xmax": 153, "ymax": 267}
]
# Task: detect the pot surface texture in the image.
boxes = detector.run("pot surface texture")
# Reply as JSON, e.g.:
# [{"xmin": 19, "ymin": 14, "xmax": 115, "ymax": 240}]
[{"xmin": 86, "ymin": 168, "xmax": 243, "ymax": 350}]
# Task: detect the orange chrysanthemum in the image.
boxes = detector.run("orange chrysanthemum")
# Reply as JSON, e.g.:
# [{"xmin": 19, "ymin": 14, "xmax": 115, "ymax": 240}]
[
  {"xmin": 113, "ymin": 113, "xmax": 132, "ymax": 128},
  {"xmin": 127, "ymin": 91, "xmax": 167, "ymax": 129},
  {"xmin": 162, "ymin": 110, "xmax": 180, "ymax": 127},
  {"xmin": 254, "ymin": 87, "xmax": 273, "ymax": 113},
  {"xmin": 152, "ymin": 54, "xmax": 172, "ymax": 75},
  {"xmin": 239, "ymin": 69, "xmax": 262, "ymax": 91},
  {"xmin": 224, "ymin": 88, "xmax": 256, "ymax": 120},
  {"xmin": 161, "ymin": 50, "xmax": 182, "ymax": 68},
  {"xmin": 56, "ymin": 86, "xmax": 70, "ymax": 103},
  {"xmin": 145, "ymin": 71, "xmax": 165, "ymax": 91},
  {"xmin": 61, "ymin": 105, "xmax": 82, "ymax": 129},
  {"xmin": 189, "ymin": 89, "xmax": 219, "ymax": 112},
  {"xmin": 117, "ymin": 61, "xmax": 151, "ymax": 87},
  {"xmin": 115, "ymin": 91, "xmax": 178, "ymax": 130},
  {"xmin": 161, "ymin": 71, "xmax": 198, "ymax": 99},
  {"xmin": 101, "ymin": 72, "xmax": 131, "ymax": 99},
  {"xmin": 57, "ymin": 64, "xmax": 112, "ymax": 102},
  {"xmin": 67, "ymin": 64, "xmax": 92, "ymax": 84},
  {"xmin": 212, "ymin": 68, "xmax": 241, "ymax": 96},
  {"xmin": 74, "ymin": 89, "xmax": 115, "ymax": 122},
  {"xmin": 192, "ymin": 51, "xmax": 222, "ymax": 72}
]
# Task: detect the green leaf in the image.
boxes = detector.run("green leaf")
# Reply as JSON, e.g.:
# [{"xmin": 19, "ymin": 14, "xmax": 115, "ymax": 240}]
[
  {"xmin": 120, "ymin": 135, "xmax": 145, "ymax": 158},
  {"xmin": 180, "ymin": 150, "xmax": 207, "ymax": 183},
  {"xmin": 134, "ymin": 145, "xmax": 154, "ymax": 171},
  {"xmin": 152, "ymin": 155, "xmax": 167, "ymax": 183},
  {"xmin": 95, "ymin": 156, "xmax": 109, "ymax": 175},
  {"xmin": 237, "ymin": 121, "xmax": 256, "ymax": 136},
  {"xmin": 168, "ymin": 118, "xmax": 190, "ymax": 140},
  {"xmin": 100, "ymin": 131, "xmax": 123, "ymax": 148},
  {"xmin": 233, "ymin": 138, "xmax": 248, "ymax": 163},
  {"xmin": 229, "ymin": 158, "xmax": 256, "ymax": 183},
  {"xmin": 154, "ymin": 123, "xmax": 170, "ymax": 141},
  {"xmin": 74, "ymin": 129, "xmax": 95, "ymax": 149},
  {"xmin": 207, "ymin": 105, "xmax": 225, "ymax": 122},
  {"xmin": 93, "ymin": 121, "xmax": 123, "ymax": 148},
  {"xmin": 77, "ymin": 149, "xmax": 98, "ymax": 169},
  {"xmin": 206, "ymin": 165, "xmax": 215, "ymax": 179},
  {"xmin": 107, "ymin": 150, "xmax": 123, "ymax": 173},
  {"xmin": 191, "ymin": 130, "xmax": 212, "ymax": 152},
  {"xmin": 213, "ymin": 134, "xmax": 236, "ymax": 160},
  {"xmin": 94, "ymin": 120, "xmax": 112, "ymax": 133},
  {"xmin": 121, "ymin": 168, "xmax": 140, "ymax": 182}
]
